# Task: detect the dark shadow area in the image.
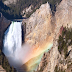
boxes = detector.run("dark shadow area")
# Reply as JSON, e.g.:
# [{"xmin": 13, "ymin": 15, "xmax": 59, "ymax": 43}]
[
  {"xmin": 0, "ymin": 13, "xmax": 16, "ymax": 71},
  {"xmin": 22, "ymin": 22, "xmax": 26, "ymax": 44},
  {"xmin": 17, "ymin": 64, "xmax": 28, "ymax": 72},
  {"xmin": 0, "ymin": 13, "xmax": 1, "ymax": 17},
  {"xmin": 48, "ymin": 0, "xmax": 62, "ymax": 15},
  {"xmin": 0, "ymin": 16, "xmax": 11, "ymax": 51},
  {"xmin": 0, "ymin": 0, "xmax": 62, "ymax": 19},
  {"xmin": 0, "ymin": 0, "xmax": 9, "ymax": 10},
  {"xmin": 50, "ymin": 4, "xmax": 56, "ymax": 15},
  {"xmin": 0, "ymin": 50, "xmax": 17, "ymax": 72},
  {"xmin": 22, "ymin": 26, "xmax": 25, "ymax": 44},
  {"xmin": 67, "ymin": 50, "xmax": 71, "ymax": 57},
  {"xmin": 0, "ymin": 0, "xmax": 22, "ymax": 19}
]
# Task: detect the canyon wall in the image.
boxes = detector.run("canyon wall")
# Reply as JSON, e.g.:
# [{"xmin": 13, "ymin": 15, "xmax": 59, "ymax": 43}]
[
  {"xmin": 37, "ymin": 0, "xmax": 72, "ymax": 72},
  {"xmin": 0, "ymin": 0, "xmax": 72, "ymax": 72},
  {"xmin": 22, "ymin": 0, "xmax": 72, "ymax": 72},
  {"xmin": 22, "ymin": 2, "xmax": 55, "ymax": 71}
]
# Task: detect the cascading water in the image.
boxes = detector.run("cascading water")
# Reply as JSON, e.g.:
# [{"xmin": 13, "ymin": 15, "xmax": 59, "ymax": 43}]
[
  {"xmin": 3, "ymin": 21, "xmax": 22, "ymax": 68},
  {"xmin": 3, "ymin": 21, "xmax": 32, "ymax": 71},
  {"xmin": 3, "ymin": 21, "xmax": 53, "ymax": 72}
]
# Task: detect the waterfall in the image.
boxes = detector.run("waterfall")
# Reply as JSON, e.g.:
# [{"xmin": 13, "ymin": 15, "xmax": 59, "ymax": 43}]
[
  {"xmin": 3, "ymin": 21, "xmax": 53, "ymax": 72},
  {"xmin": 3, "ymin": 21, "xmax": 22, "ymax": 68}
]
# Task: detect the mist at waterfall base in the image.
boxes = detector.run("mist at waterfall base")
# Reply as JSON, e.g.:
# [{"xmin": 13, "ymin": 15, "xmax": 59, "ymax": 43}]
[
  {"xmin": 3, "ymin": 21, "xmax": 31, "ymax": 67},
  {"xmin": 3, "ymin": 21, "xmax": 53, "ymax": 72}
]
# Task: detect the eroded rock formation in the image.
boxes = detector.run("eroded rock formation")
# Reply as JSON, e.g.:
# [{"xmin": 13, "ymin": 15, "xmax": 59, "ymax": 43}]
[
  {"xmin": 22, "ymin": 2, "xmax": 55, "ymax": 71},
  {"xmin": 36, "ymin": 0, "xmax": 72, "ymax": 72},
  {"xmin": 22, "ymin": 0, "xmax": 72, "ymax": 72},
  {"xmin": 0, "ymin": 0, "xmax": 72, "ymax": 72}
]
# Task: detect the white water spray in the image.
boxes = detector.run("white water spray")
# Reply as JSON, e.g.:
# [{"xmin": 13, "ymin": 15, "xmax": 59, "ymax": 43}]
[
  {"xmin": 3, "ymin": 21, "xmax": 53, "ymax": 72},
  {"xmin": 3, "ymin": 21, "xmax": 32, "ymax": 69},
  {"xmin": 3, "ymin": 21, "xmax": 23, "ymax": 68}
]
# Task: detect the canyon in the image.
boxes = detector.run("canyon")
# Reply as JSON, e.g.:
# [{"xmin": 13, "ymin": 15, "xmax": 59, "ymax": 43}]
[{"xmin": 0, "ymin": 0, "xmax": 72, "ymax": 72}]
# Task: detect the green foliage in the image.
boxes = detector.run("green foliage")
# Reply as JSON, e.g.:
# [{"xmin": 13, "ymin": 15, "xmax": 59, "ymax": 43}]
[
  {"xmin": 0, "ymin": 0, "xmax": 22, "ymax": 19},
  {"xmin": 0, "ymin": 0, "xmax": 62, "ymax": 19},
  {"xmin": 58, "ymin": 27, "xmax": 72, "ymax": 58},
  {"xmin": 54, "ymin": 65, "xmax": 65, "ymax": 72},
  {"xmin": 58, "ymin": 35, "xmax": 64, "ymax": 54}
]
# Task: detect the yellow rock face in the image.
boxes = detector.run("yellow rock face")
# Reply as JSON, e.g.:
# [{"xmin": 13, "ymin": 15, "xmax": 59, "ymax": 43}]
[
  {"xmin": 22, "ymin": 0, "xmax": 72, "ymax": 71},
  {"xmin": 22, "ymin": 2, "xmax": 54, "ymax": 71}
]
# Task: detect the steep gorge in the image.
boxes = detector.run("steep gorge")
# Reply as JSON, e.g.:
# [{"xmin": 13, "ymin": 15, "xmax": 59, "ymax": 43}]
[
  {"xmin": 0, "ymin": 0, "xmax": 72, "ymax": 72},
  {"xmin": 22, "ymin": 0, "xmax": 72, "ymax": 72}
]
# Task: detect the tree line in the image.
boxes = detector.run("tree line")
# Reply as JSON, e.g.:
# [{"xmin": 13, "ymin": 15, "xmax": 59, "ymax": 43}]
[{"xmin": 0, "ymin": 0, "xmax": 62, "ymax": 19}]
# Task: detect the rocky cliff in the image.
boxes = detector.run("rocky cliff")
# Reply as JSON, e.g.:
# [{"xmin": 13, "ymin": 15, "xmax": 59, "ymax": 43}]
[
  {"xmin": 0, "ymin": 65, "xmax": 6, "ymax": 72},
  {"xmin": 0, "ymin": 0, "xmax": 72, "ymax": 72},
  {"xmin": 22, "ymin": 2, "xmax": 55, "ymax": 71},
  {"xmin": 22, "ymin": 0, "xmax": 72, "ymax": 72},
  {"xmin": 37, "ymin": 0, "xmax": 72, "ymax": 72}
]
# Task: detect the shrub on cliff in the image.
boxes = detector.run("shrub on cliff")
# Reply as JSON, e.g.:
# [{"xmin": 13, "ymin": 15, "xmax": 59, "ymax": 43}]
[
  {"xmin": 58, "ymin": 27, "xmax": 72, "ymax": 58},
  {"xmin": 54, "ymin": 65, "xmax": 65, "ymax": 72}
]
